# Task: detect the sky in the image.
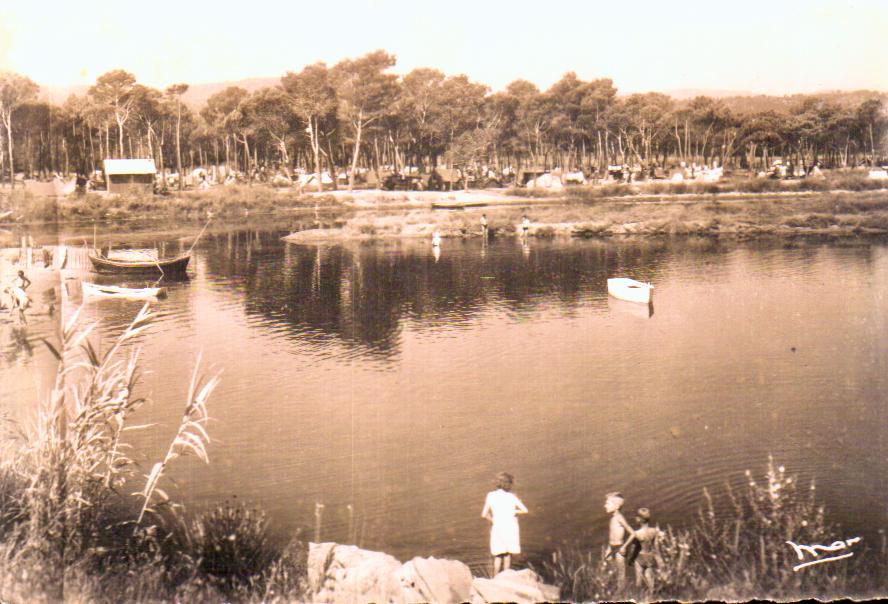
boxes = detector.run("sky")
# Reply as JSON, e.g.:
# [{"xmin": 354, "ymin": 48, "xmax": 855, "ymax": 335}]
[{"xmin": 1, "ymin": 0, "xmax": 887, "ymax": 98}]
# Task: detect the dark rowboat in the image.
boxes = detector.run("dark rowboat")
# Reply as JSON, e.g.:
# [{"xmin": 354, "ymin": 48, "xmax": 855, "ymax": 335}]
[
  {"xmin": 89, "ymin": 252, "xmax": 191, "ymax": 275},
  {"xmin": 431, "ymin": 201, "xmax": 489, "ymax": 210}
]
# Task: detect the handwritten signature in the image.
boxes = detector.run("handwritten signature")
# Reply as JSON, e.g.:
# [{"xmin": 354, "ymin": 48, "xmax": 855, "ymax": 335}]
[{"xmin": 785, "ymin": 537, "xmax": 861, "ymax": 571}]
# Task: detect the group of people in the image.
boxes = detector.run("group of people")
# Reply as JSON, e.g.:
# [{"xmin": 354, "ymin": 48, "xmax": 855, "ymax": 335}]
[
  {"xmin": 1, "ymin": 270, "xmax": 32, "ymax": 324},
  {"xmin": 482, "ymin": 473, "xmax": 663, "ymax": 593},
  {"xmin": 429, "ymin": 213, "xmax": 529, "ymax": 249}
]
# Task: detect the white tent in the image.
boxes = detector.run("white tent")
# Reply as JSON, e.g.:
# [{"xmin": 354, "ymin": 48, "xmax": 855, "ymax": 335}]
[{"xmin": 527, "ymin": 173, "xmax": 564, "ymax": 189}]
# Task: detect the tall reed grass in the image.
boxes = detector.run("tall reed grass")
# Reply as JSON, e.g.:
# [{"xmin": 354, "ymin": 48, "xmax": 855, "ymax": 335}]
[{"xmin": 0, "ymin": 305, "xmax": 307, "ymax": 603}]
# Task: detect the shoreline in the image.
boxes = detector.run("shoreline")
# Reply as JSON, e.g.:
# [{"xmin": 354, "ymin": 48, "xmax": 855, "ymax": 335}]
[{"xmin": 1, "ymin": 184, "xmax": 887, "ymax": 243}]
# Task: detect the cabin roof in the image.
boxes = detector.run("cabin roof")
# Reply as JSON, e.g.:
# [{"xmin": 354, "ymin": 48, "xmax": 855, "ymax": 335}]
[{"xmin": 103, "ymin": 159, "xmax": 156, "ymax": 175}]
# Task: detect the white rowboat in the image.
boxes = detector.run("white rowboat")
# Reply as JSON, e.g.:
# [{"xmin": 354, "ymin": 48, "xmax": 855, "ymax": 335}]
[
  {"xmin": 82, "ymin": 281, "xmax": 167, "ymax": 300},
  {"xmin": 607, "ymin": 278, "xmax": 653, "ymax": 304}
]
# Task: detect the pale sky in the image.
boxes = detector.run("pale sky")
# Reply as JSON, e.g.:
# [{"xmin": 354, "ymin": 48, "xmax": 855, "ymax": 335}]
[{"xmin": 1, "ymin": 0, "xmax": 886, "ymax": 97}]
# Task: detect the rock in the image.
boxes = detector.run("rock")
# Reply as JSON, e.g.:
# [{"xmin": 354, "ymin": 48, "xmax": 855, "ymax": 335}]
[
  {"xmin": 470, "ymin": 569, "xmax": 560, "ymax": 604},
  {"xmin": 308, "ymin": 542, "xmax": 404, "ymax": 604},
  {"xmin": 398, "ymin": 556, "xmax": 473, "ymax": 604}
]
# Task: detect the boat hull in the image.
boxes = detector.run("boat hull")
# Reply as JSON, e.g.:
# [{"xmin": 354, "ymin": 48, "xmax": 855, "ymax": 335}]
[
  {"xmin": 82, "ymin": 281, "xmax": 166, "ymax": 300},
  {"xmin": 89, "ymin": 253, "xmax": 190, "ymax": 275},
  {"xmin": 607, "ymin": 278, "xmax": 653, "ymax": 304}
]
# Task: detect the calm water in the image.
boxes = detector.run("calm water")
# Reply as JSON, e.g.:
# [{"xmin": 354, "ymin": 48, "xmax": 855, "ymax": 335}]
[{"xmin": 3, "ymin": 226, "xmax": 887, "ymax": 568}]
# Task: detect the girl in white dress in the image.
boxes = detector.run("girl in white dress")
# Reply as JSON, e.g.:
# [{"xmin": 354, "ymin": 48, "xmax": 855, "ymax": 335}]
[{"xmin": 481, "ymin": 472, "xmax": 528, "ymax": 574}]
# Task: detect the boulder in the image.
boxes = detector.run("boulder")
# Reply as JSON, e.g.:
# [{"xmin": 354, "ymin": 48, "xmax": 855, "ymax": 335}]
[
  {"xmin": 470, "ymin": 569, "xmax": 560, "ymax": 604},
  {"xmin": 308, "ymin": 542, "xmax": 404, "ymax": 604},
  {"xmin": 397, "ymin": 556, "xmax": 473, "ymax": 604}
]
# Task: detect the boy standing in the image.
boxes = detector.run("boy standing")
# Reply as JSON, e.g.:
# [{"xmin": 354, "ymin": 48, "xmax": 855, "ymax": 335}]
[
  {"xmin": 620, "ymin": 507, "xmax": 662, "ymax": 592},
  {"xmin": 604, "ymin": 492, "xmax": 635, "ymax": 589}
]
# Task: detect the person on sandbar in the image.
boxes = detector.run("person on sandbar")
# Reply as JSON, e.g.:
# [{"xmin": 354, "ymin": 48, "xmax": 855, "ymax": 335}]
[{"xmin": 482, "ymin": 471, "xmax": 528, "ymax": 575}]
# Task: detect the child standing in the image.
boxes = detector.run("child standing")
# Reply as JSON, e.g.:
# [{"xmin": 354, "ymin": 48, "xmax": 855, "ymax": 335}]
[
  {"xmin": 621, "ymin": 507, "xmax": 662, "ymax": 592},
  {"xmin": 604, "ymin": 492, "xmax": 635, "ymax": 589},
  {"xmin": 521, "ymin": 215, "xmax": 530, "ymax": 239},
  {"xmin": 481, "ymin": 472, "xmax": 528, "ymax": 575}
]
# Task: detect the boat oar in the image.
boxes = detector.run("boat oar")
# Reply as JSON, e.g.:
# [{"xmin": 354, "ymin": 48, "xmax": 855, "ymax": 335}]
[{"xmin": 186, "ymin": 218, "xmax": 212, "ymax": 256}]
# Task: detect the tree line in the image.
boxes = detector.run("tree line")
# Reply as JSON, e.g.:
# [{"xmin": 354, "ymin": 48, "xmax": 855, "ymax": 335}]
[{"xmin": 1, "ymin": 50, "xmax": 887, "ymax": 191}]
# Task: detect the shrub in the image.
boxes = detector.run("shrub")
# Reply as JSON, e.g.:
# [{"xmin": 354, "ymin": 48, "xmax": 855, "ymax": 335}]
[{"xmin": 188, "ymin": 501, "xmax": 280, "ymax": 596}]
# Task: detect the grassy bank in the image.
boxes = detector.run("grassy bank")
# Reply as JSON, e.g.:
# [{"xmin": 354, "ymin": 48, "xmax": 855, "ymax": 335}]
[
  {"xmin": 536, "ymin": 458, "xmax": 888, "ymax": 602},
  {"xmin": 283, "ymin": 190, "xmax": 888, "ymax": 243},
  {"xmin": 0, "ymin": 186, "xmax": 342, "ymax": 223},
  {"xmin": 2, "ymin": 172, "xmax": 887, "ymax": 230},
  {"xmin": 508, "ymin": 170, "xmax": 888, "ymax": 200}
]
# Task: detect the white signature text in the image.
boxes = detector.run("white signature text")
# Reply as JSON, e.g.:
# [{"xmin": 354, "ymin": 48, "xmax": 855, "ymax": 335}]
[{"xmin": 785, "ymin": 537, "xmax": 861, "ymax": 571}]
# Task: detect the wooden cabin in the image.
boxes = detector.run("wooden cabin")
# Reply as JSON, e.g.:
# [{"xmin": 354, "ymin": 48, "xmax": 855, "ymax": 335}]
[{"xmin": 103, "ymin": 159, "xmax": 156, "ymax": 195}]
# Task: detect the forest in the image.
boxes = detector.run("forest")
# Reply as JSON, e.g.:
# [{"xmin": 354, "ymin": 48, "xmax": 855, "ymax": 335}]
[{"xmin": 1, "ymin": 50, "xmax": 887, "ymax": 191}]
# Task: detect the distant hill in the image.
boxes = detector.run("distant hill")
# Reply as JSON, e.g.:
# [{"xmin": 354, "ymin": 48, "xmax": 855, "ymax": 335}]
[
  {"xmin": 37, "ymin": 79, "xmax": 886, "ymax": 114},
  {"xmin": 181, "ymin": 77, "xmax": 280, "ymax": 107},
  {"xmin": 38, "ymin": 76, "xmax": 281, "ymax": 108},
  {"xmin": 666, "ymin": 88, "xmax": 758, "ymax": 100}
]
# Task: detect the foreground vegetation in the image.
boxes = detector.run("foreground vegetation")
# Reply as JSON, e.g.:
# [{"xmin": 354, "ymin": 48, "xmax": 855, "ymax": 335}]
[
  {"xmin": 537, "ymin": 458, "xmax": 888, "ymax": 602},
  {"xmin": 0, "ymin": 306, "xmax": 306, "ymax": 603}
]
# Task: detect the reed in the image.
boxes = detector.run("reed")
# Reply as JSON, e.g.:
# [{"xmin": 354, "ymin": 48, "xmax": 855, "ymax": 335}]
[
  {"xmin": 0, "ymin": 304, "xmax": 233, "ymax": 601},
  {"xmin": 535, "ymin": 457, "xmax": 887, "ymax": 602}
]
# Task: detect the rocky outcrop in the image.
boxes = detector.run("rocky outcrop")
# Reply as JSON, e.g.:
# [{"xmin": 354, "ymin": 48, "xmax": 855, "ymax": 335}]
[
  {"xmin": 398, "ymin": 556, "xmax": 474, "ymax": 603},
  {"xmin": 308, "ymin": 543, "xmax": 403, "ymax": 603},
  {"xmin": 307, "ymin": 543, "xmax": 559, "ymax": 604},
  {"xmin": 471, "ymin": 568, "xmax": 560, "ymax": 604}
]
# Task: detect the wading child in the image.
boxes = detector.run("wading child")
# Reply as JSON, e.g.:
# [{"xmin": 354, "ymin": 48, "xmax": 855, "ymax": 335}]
[
  {"xmin": 481, "ymin": 472, "xmax": 528, "ymax": 575},
  {"xmin": 620, "ymin": 507, "xmax": 662, "ymax": 592},
  {"xmin": 604, "ymin": 492, "xmax": 635, "ymax": 589}
]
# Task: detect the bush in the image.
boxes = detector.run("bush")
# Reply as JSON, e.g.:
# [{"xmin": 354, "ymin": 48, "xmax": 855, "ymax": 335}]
[{"xmin": 189, "ymin": 501, "xmax": 280, "ymax": 596}]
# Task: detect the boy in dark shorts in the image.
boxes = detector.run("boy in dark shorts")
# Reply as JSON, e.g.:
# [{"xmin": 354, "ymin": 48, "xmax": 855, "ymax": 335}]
[{"xmin": 620, "ymin": 507, "xmax": 662, "ymax": 592}]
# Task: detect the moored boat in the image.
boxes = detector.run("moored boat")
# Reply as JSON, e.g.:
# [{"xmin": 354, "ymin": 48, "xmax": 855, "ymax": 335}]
[
  {"xmin": 431, "ymin": 201, "xmax": 489, "ymax": 210},
  {"xmin": 607, "ymin": 277, "xmax": 654, "ymax": 304},
  {"xmin": 82, "ymin": 281, "xmax": 167, "ymax": 300},
  {"xmin": 88, "ymin": 251, "xmax": 190, "ymax": 275}
]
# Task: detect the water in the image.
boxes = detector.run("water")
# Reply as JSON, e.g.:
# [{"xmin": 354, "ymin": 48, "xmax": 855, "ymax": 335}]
[{"xmin": 3, "ymin": 226, "xmax": 887, "ymax": 569}]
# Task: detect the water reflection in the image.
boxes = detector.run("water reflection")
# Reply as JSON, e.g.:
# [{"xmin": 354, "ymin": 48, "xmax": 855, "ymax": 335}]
[
  {"xmin": 1, "ymin": 324, "xmax": 34, "ymax": 365},
  {"xmin": 199, "ymin": 234, "xmax": 720, "ymax": 357}
]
